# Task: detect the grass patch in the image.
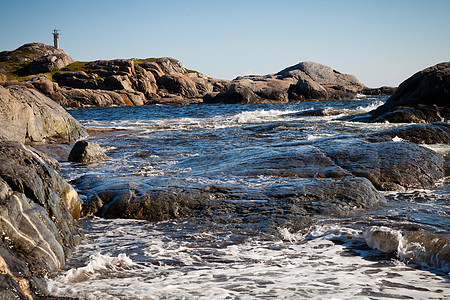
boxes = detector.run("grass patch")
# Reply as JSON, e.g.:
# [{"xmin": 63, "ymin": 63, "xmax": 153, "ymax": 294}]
[
  {"xmin": 134, "ymin": 58, "xmax": 157, "ymax": 66},
  {"xmin": 0, "ymin": 61, "xmax": 33, "ymax": 81},
  {"xmin": 185, "ymin": 68, "xmax": 198, "ymax": 74}
]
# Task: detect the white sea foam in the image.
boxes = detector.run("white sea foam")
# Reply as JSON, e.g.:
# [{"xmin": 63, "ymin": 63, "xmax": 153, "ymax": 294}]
[
  {"xmin": 47, "ymin": 220, "xmax": 450, "ymax": 299},
  {"xmin": 55, "ymin": 253, "xmax": 136, "ymax": 284},
  {"xmin": 392, "ymin": 135, "xmax": 405, "ymax": 142},
  {"xmin": 228, "ymin": 109, "xmax": 300, "ymax": 124},
  {"xmin": 356, "ymin": 99, "xmax": 385, "ymax": 112},
  {"xmin": 365, "ymin": 226, "xmax": 450, "ymax": 271}
]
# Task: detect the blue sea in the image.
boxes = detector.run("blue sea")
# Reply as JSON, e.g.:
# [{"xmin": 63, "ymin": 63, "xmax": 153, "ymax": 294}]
[{"xmin": 47, "ymin": 96, "xmax": 449, "ymax": 299}]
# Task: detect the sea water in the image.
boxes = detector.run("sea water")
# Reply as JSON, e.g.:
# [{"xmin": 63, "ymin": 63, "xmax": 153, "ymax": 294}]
[{"xmin": 47, "ymin": 97, "xmax": 449, "ymax": 299}]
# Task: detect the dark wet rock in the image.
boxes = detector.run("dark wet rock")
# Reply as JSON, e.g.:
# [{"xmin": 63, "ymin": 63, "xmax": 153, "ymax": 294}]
[
  {"xmin": 370, "ymin": 62, "xmax": 450, "ymax": 123},
  {"xmin": 361, "ymin": 86, "xmax": 397, "ymax": 96},
  {"xmin": 183, "ymin": 138, "xmax": 443, "ymax": 191},
  {"xmin": 313, "ymin": 138, "xmax": 443, "ymax": 191},
  {"xmin": 0, "ymin": 85, "xmax": 87, "ymax": 143},
  {"xmin": 284, "ymin": 108, "xmax": 329, "ymax": 117},
  {"xmin": 267, "ymin": 177, "xmax": 386, "ymax": 215},
  {"xmin": 0, "ymin": 141, "xmax": 82, "ymax": 298},
  {"xmin": 366, "ymin": 122, "xmax": 450, "ymax": 144},
  {"xmin": 205, "ymin": 78, "xmax": 292, "ymax": 104},
  {"xmin": 68, "ymin": 140, "xmax": 110, "ymax": 163},
  {"xmin": 0, "ymin": 273, "xmax": 30, "ymax": 300},
  {"xmin": 73, "ymin": 174, "xmax": 385, "ymax": 223},
  {"xmin": 73, "ymin": 176, "xmax": 204, "ymax": 221}
]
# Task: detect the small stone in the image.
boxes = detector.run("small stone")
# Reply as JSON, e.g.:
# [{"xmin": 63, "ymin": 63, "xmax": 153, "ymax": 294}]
[{"xmin": 68, "ymin": 141, "xmax": 110, "ymax": 163}]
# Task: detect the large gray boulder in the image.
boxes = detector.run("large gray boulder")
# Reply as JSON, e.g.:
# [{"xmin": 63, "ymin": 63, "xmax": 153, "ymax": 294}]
[
  {"xmin": 370, "ymin": 62, "xmax": 450, "ymax": 123},
  {"xmin": 0, "ymin": 141, "xmax": 82, "ymax": 298},
  {"xmin": 0, "ymin": 85, "xmax": 87, "ymax": 143},
  {"xmin": 276, "ymin": 61, "xmax": 365, "ymax": 93},
  {"xmin": 205, "ymin": 61, "xmax": 368, "ymax": 103}
]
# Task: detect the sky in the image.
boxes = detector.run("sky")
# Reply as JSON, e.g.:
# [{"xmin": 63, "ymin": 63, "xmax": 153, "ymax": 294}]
[{"xmin": 1, "ymin": 0, "xmax": 449, "ymax": 87}]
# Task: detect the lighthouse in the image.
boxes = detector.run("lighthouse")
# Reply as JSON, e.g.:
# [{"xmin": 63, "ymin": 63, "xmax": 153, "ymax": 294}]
[{"xmin": 53, "ymin": 29, "xmax": 60, "ymax": 49}]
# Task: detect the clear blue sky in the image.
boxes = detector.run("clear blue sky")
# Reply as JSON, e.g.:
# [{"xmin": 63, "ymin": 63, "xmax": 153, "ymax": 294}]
[{"xmin": 1, "ymin": 0, "xmax": 449, "ymax": 87}]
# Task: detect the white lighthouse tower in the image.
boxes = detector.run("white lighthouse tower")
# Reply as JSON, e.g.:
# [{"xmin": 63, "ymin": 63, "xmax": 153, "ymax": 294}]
[{"xmin": 53, "ymin": 29, "xmax": 60, "ymax": 49}]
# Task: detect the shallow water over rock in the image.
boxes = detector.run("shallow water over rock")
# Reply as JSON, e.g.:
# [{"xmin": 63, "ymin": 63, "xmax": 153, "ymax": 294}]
[{"xmin": 48, "ymin": 97, "xmax": 450, "ymax": 299}]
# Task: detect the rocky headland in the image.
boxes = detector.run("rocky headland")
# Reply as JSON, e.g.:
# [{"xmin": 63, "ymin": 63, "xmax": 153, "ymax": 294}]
[
  {"xmin": 0, "ymin": 42, "xmax": 449, "ymax": 298},
  {"xmin": 1, "ymin": 43, "xmax": 395, "ymax": 107}
]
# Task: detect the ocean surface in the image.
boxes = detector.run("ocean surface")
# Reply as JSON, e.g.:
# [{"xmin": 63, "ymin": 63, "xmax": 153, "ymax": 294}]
[{"xmin": 47, "ymin": 97, "xmax": 449, "ymax": 299}]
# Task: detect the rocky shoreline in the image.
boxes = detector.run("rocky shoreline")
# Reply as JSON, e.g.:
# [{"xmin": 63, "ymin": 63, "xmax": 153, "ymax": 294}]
[
  {"xmin": 0, "ymin": 43, "xmax": 449, "ymax": 298},
  {"xmin": 1, "ymin": 43, "xmax": 395, "ymax": 108}
]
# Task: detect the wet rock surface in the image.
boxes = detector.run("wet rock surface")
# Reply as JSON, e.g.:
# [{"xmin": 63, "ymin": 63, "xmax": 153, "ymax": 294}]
[
  {"xmin": 0, "ymin": 141, "xmax": 82, "ymax": 298},
  {"xmin": 71, "ymin": 124, "xmax": 444, "ymax": 223},
  {"xmin": 366, "ymin": 122, "xmax": 450, "ymax": 144},
  {"xmin": 183, "ymin": 138, "xmax": 443, "ymax": 191}
]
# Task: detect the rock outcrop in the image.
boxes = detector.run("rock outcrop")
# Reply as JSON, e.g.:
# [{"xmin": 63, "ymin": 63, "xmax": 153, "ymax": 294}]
[
  {"xmin": 0, "ymin": 42, "xmax": 74, "ymax": 75},
  {"xmin": 370, "ymin": 62, "xmax": 450, "ymax": 123},
  {"xmin": 68, "ymin": 140, "xmax": 110, "ymax": 163},
  {"xmin": 205, "ymin": 61, "xmax": 372, "ymax": 104},
  {"xmin": 0, "ymin": 141, "xmax": 82, "ymax": 298},
  {"xmin": 38, "ymin": 57, "xmax": 227, "ymax": 106},
  {"xmin": 0, "ymin": 85, "xmax": 87, "ymax": 143}
]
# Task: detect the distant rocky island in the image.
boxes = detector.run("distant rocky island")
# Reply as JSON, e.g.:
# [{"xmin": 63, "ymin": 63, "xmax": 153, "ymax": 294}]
[
  {"xmin": 0, "ymin": 42, "xmax": 449, "ymax": 299},
  {"xmin": 1, "ymin": 43, "xmax": 395, "ymax": 107}
]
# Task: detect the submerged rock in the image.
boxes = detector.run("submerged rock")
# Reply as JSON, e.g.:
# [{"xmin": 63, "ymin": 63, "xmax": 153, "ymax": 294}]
[
  {"xmin": 68, "ymin": 140, "xmax": 110, "ymax": 163},
  {"xmin": 0, "ymin": 85, "xmax": 87, "ymax": 143},
  {"xmin": 0, "ymin": 141, "xmax": 82, "ymax": 298},
  {"xmin": 370, "ymin": 62, "xmax": 450, "ymax": 123}
]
